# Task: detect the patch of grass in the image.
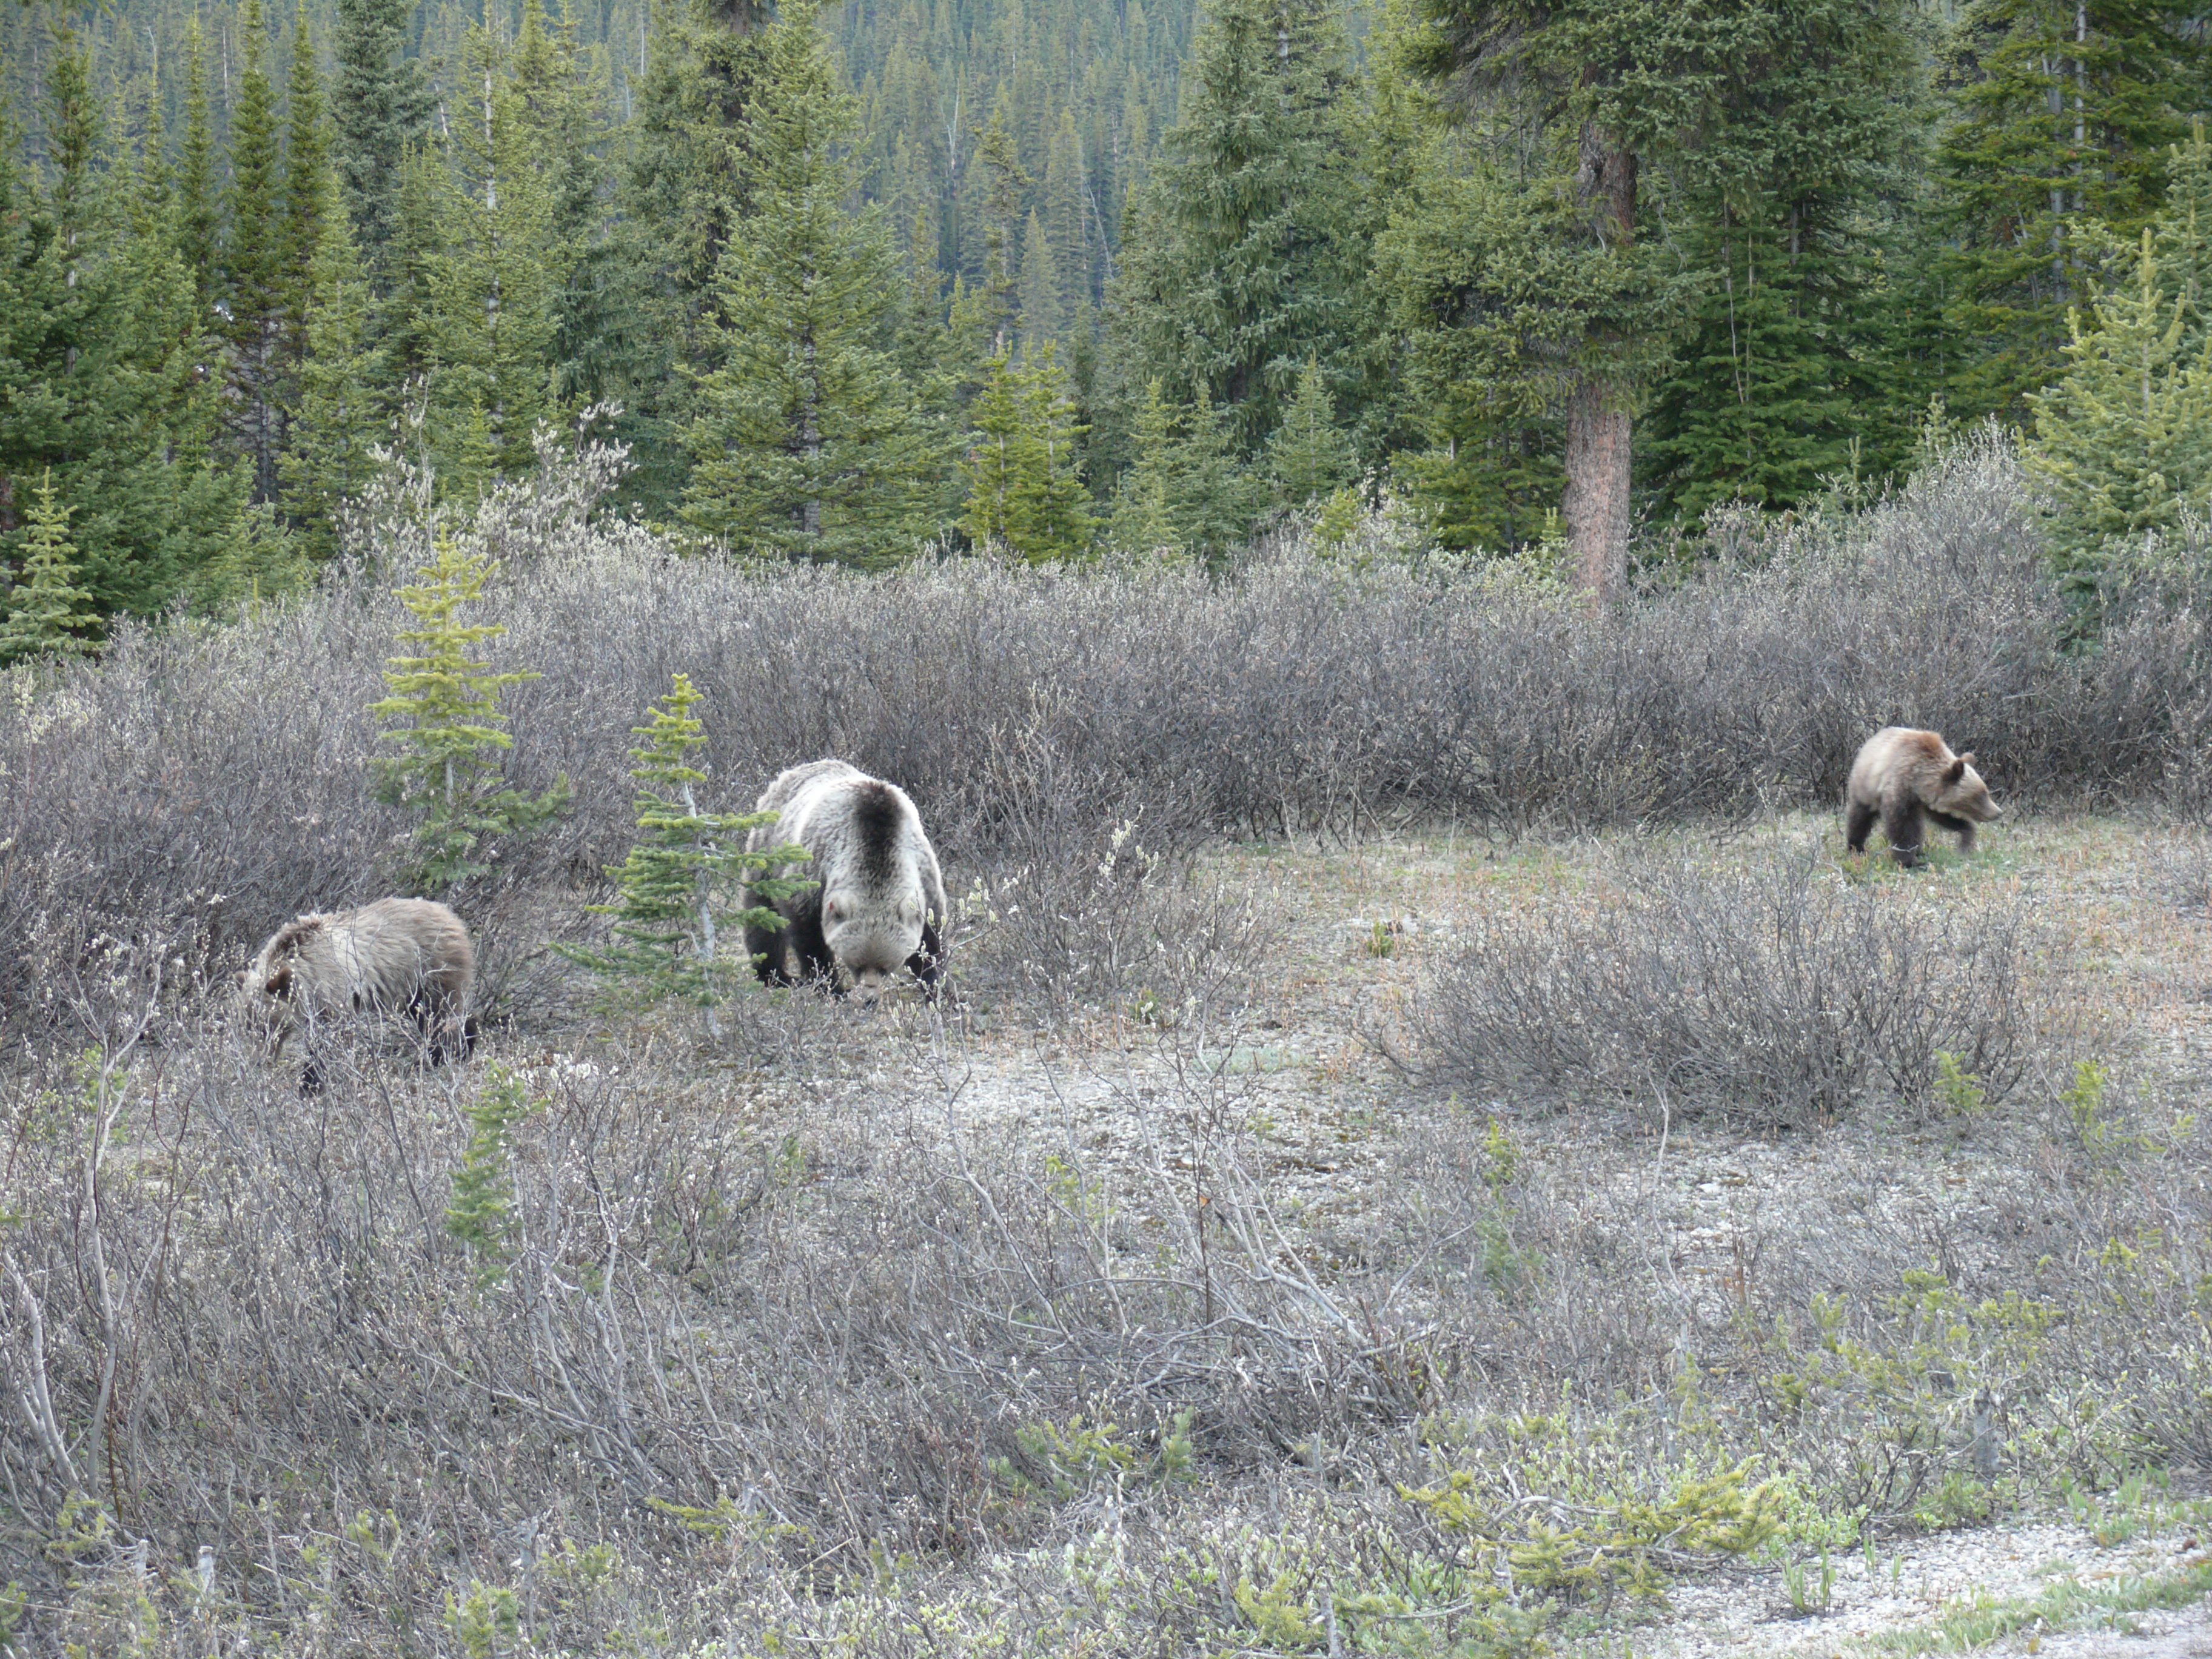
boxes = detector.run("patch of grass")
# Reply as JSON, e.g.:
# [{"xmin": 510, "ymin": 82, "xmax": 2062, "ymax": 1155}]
[{"xmin": 1855, "ymin": 1524, "xmax": 2212, "ymax": 1656}]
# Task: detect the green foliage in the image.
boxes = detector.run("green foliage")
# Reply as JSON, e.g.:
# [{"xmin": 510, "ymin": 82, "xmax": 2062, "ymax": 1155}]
[
  {"xmin": 1406, "ymin": 1456, "xmax": 1780, "ymax": 1607},
  {"xmin": 1265, "ymin": 358, "xmax": 1356, "ymax": 509},
  {"xmin": 2027, "ymin": 227, "xmax": 2212, "ymax": 587},
  {"xmin": 0, "ymin": 469, "xmax": 98, "ymax": 664},
  {"xmin": 959, "ymin": 347, "xmax": 1096, "ymax": 560},
  {"xmin": 281, "ymin": 186, "xmax": 387, "ymax": 558},
  {"xmin": 1934, "ymin": 1050, "xmax": 1992, "ymax": 1124},
  {"xmin": 1937, "ymin": 0, "xmax": 2208, "ymax": 420},
  {"xmin": 557, "ymin": 673, "xmax": 812, "ymax": 1036},
  {"xmin": 444, "ymin": 1065, "xmax": 542, "ymax": 1289},
  {"xmin": 679, "ymin": 0, "xmax": 946, "ymax": 565},
  {"xmin": 368, "ymin": 533, "xmax": 570, "ymax": 892},
  {"xmin": 444, "ymin": 1579, "xmax": 521, "ymax": 1658}
]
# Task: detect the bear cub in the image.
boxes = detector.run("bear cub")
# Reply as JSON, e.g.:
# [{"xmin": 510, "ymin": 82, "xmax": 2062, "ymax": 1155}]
[{"xmin": 1844, "ymin": 727, "xmax": 2003, "ymax": 866}]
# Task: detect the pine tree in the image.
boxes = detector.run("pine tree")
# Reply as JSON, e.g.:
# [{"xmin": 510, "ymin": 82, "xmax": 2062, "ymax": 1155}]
[
  {"xmin": 1017, "ymin": 207, "xmax": 1062, "ymax": 343},
  {"xmin": 223, "ymin": 0, "xmax": 290, "ymax": 503},
  {"xmin": 283, "ymin": 0, "xmax": 333, "ymax": 353},
  {"xmin": 1266, "ymin": 357, "xmax": 1355, "ymax": 508},
  {"xmin": 558, "ymin": 674, "xmax": 811, "ymax": 1036},
  {"xmin": 1112, "ymin": 0, "xmax": 1379, "ymax": 460},
  {"xmin": 973, "ymin": 103, "xmax": 1028, "ymax": 354},
  {"xmin": 1044, "ymin": 109, "xmax": 1090, "ymax": 312},
  {"xmin": 175, "ymin": 18, "xmax": 221, "ymax": 309},
  {"xmin": 1938, "ymin": 0, "xmax": 2208, "ymax": 420},
  {"xmin": 0, "ymin": 471, "xmax": 99, "ymax": 665},
  {"xmin": 369, "ymin": 532, "xmax": 571, "ymax": 892},
  {"xmin": 2027, "ymin": 227, "xmax": 2212, "ymax": 583},
  {"xmin": 424, "ymin": 25, "xmax": 565, "ymax": 491},
  {"xmin": 680, "ymin": 0, "xmax": 946, "ymax": 565},
  {"xmin": 282, "ymin": 184, "xmax": 388, "ymax": 558},
  {"xmin": 332, "ymin": 0, "xmax": 432, "ymax": 284},
  {"xmin": 960, "ymin": 347, "xmax": 1094, "ymax": 559},
  {"xmin": 1107, "ymin": 378, "xmax": 1183, "ymax": 557}
]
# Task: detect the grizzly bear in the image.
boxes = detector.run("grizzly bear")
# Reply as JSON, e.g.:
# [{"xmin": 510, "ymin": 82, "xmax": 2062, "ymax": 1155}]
[
  {"xmin": 1843, "ymin": 728, "xmax": 2003, "ymax": 866},
  {"xmin": 239, "ymin": 896, "xmax": 475, "ymax": 1091},
  {"xmin": 743, "ymin": 760, "xmax": 948, "ymax": 1000}
]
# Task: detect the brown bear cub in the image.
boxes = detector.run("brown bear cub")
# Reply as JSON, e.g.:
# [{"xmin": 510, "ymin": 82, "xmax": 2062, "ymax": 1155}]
[
  {"xmin": 239, "ymin": 896, "xmax": 475, "ymax": 1092},
  {"xmin": 1844, "ymin": 727, "xmax": 2003, "ymax": 866}
]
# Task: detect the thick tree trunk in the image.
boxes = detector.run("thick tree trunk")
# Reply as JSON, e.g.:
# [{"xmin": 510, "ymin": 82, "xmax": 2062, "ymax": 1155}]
[
  {"xmin": 1566, "ymin": 122, "xmax": 1638, "ymax": 604},
  {"xmin": 1564, "ymin": 380, "xmax": 1632, "ymax": 598}
]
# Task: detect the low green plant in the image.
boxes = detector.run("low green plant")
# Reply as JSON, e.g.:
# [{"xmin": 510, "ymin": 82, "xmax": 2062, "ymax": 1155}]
[
  {"xmin": 1405, "ymin": 1458, "xmax": 1779, "ymax": 1607},
  {"xmin": 1933, "ymin": 1051, "xmax": 1989, "ymax": 1124},
  {"xmin": 445, "ymin": 1066, "xmax": 543, "ymax": 1289},
  {"xmin": 1781, "ymin": 1546, "xmax": 1838, "ymax": 1615}
]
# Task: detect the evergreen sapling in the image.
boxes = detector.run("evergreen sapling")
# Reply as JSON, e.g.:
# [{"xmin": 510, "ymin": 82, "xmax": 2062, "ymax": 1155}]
[
  {"xmin": 370, "ymin": 533, "xmax": 570, "ymax": 891},
  {"xmin": 560, "ymin": 674, "xmax": 812, "ymax": 1036}
]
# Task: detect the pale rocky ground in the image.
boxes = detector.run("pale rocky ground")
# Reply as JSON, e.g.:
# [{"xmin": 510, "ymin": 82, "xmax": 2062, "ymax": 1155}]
[{"xmin": 723, "ymin": 812, "xmax": 2212, "ymax": 1655}]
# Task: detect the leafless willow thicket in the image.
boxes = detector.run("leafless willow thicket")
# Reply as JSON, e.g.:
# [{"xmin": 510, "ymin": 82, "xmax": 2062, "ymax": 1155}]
[
  {"xmin": 3, "ymin": 431, "xmax": 2209, "ymax": 1043},
  {"xmin": 1417, "ymin": 848, "xmax": 2046, "ymax": 1128}
]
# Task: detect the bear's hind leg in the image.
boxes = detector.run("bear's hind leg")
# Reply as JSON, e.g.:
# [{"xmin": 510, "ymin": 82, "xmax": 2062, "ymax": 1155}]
[
  {"xmin": 1882, "ymin": 797, "xmax": 1926, "ymax": 866},
  {"xmin": 1845, "ymin": 800, "xmax": 1879, "ymax": 854}
]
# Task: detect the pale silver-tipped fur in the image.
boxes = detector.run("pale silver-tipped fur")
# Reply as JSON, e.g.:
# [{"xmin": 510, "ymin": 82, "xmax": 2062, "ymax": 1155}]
[
  {"xmin": 238, "ymin": 897, "xmax": 475, "ymax": 1080},
  {"xmin": 743, "ymin": 760, "xmax": 949, "ymax": 1000}
]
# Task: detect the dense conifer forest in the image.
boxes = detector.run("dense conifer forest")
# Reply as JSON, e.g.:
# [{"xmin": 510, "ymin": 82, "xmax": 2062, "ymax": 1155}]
[{"xmin": 3, "ymin": 0, "xmax": 2211, "ymax": 633}]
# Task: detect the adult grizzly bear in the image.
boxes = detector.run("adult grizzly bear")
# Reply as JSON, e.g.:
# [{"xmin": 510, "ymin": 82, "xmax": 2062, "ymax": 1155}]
[
  {"xmin": 1844, "ymin": 727, "xmax": 2003, "ymax": 866},
  {"xmin": 743, "ymin": 760, "xmax": 948, "ymax": 1000},
  {"xmin": 239, "ymin": 896, "xmax": 475, "ymax": 1090}
]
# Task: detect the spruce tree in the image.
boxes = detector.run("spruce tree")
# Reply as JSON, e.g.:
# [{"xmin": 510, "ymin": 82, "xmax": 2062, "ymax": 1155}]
[
  {"xmin": 1266, "ymin": 357, "xmax": 1356, "ymax": 508},
  {"xmin": 558, "ymin": 674, "xmax": 810, "ymax": 1036},
  {"xmin": 1113, "ymin": 0, "xmax": 1379, "ymax": 458},
  {"xmin": 175, "ymin": 18, "xmax": 221, "ymax": 309},
  {"xmin": 370, "ymin": 532, "xmax": 571, "ymax": 892},
  {"xmin": 223, "ymin": 0, "xmax": 290, "ymax": 503},
  {"xmin": 0, "ymin": 471, "xmax": 99, "ymax": 665},
  {"xmin": 281, "ymin": 181, "xmax": 388, "ymax": 558},
  {"xmin": 332, "ymin": 0, "xmax": 432, "ymax": 284},
  {"xmin": 2027, "ymin": 228, "xmax": 2212, "ymax": 584},
  {"xmin": 680, "ymin": 0, "xmax": 945, "ymax": 565},
  {"xmin": 424, "ymin": 25, "xmax": 565, "ymax": 491},
  {"xmin": 960, "ymin": 348, "xmax": 1094, "ymax": 559},
  {"xmin": 1107, "ymin": 378, "xmax": 1184, "ymax": 557}
]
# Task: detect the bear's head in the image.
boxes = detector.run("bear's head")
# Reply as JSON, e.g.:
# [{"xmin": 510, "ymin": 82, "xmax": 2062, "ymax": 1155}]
[
  {"xmin": 1937, "ymin": 752, "xmax": 2003, "ymax": 823},
  {"xmin": 820, "ymin": 888, "xmax": 925, "ymax": 1000}
]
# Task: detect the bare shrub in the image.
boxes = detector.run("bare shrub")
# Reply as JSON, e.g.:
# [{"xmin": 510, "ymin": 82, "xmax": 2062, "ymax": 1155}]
[{"xmin": 1416, "ymin": 848, "xmax": 2043, "ymax": 1127}]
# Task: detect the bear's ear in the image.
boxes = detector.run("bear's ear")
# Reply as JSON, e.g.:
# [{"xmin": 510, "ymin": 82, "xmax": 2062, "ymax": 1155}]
[
  {"xmin": 1958, "ymin": 751, "xmax": 1977, "ymax": 768},
  {"xmin": 1944, "ymin": 757, "xmax": 1967, "ymax": 784},
  {"xmin": 264, "ymin": 965, "xmax": 292, "ymax": 998}
]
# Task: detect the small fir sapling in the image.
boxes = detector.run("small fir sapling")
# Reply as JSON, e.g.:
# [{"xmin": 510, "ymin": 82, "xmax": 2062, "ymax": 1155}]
[
  {"xmin": 559, "ymin": 673, "xmax": 812, "ymax": 1036},
  {"xmin": 0, "ymin": 471, "xmax": 101, "ymax": 666},
  {"xmin": 369, "ymin": 531, "xmax": 570, "ymax": 891}
]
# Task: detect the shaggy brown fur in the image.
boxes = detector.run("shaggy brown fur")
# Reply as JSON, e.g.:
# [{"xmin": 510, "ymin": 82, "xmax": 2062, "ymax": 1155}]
[
  {"xmin": 1844, "ymin": 727, "xmax": 2003, "ymax": 866},
  {"xmin": 240, "ymin": 897, "xmax": 475, "ymax": 1089}
]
